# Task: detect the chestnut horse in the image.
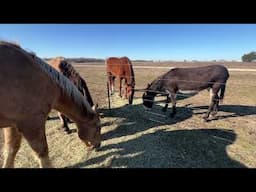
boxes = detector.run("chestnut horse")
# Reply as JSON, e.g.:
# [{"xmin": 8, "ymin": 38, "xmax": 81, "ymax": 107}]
[
  {"xmin": 0, "ymin": 41, "xmax": 101, "ymax": 168},
  {"xmin": 48, "ymin": 57, "xmax": 95, "ymax": 134},
  {"xmin": 106, "ymin": 57, "xmax": 135, "ymax": 104}
]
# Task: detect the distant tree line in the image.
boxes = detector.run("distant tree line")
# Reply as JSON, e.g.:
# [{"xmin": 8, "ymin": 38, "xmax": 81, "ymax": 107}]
[
  {"xmin": 132, "ymin": 59, "xmax": 153, "ymax": 62},
  {"xmin": 44, "ymin": 57, "xmax": 105, "ymax": 63},
  {"xmin": 44, "ymin": 57, "xmax": 153, "ymax": 63},
  {"xmin": 66, "ymin": 58, "xmax": 105, "ymax": 63},
  {"xmin": 241, "ymin": 52, "xmax": 256, "ymax": 62}
]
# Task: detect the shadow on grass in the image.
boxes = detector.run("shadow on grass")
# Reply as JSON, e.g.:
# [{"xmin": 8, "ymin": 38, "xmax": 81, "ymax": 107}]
[
  {"xmin": 70, "ymin": 128, "xmax": 245, "ymax": 168},
  {"xmin": 99, "ymin": 103, "xmax": 193, "ymax": 140},
  {"xmin": 191, "ymin": 105, "xmax": 256, "ymax": 120}
]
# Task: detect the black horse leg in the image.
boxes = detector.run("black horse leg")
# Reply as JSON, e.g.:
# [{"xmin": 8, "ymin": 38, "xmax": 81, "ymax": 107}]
[
  {"xmin": 58, "ymin": 112, "xmax": 71, "ymax": 134},
  {"xmin": 203, "ymin": 91, "xmax": 218, "ymax": 121},
  {"xmin": 211, "ymin": 96, "xmax": 219, "ymax": 116},
  {"xmin": 66, "ymin": 117, "xmax": 73, "ymax": 123}
]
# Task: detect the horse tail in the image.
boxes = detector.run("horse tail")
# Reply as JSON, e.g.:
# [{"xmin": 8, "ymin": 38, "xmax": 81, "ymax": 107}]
[{"xmin": 219, "ymin": 83, "xmax": 226, "ymax": 104}]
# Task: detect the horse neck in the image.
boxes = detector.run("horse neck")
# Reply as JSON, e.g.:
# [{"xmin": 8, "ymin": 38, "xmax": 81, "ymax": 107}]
[
  {"xmin": 149, "ymin": 80, "xmax": 161, "ymax": 95},
  {"xmin": 125, "ymin": 63, "xmax": 134, "ymax": 85},
  {"xmin": 54, "ymin": 88, "xmax": 94, "ymax": 123}
]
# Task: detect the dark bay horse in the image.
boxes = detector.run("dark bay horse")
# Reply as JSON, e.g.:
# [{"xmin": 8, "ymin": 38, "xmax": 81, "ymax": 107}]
[
  {"xmin": 0, "ymin": 42, "xmax": 101, "ymax": 168},
  {"xmin": 142, "ymin": 65, "xmax": 229, "ymax": 121},
  {"xmin": 106, "ymin": 57, "xmax": 135, "ymax": 104},
  {"xmin": 48, "ymin": 57, "xmax": 95, "ymax": 134}
]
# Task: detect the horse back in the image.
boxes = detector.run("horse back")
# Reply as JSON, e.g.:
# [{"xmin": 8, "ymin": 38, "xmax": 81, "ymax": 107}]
[
  {"xmin": 162, "ymin": 65, "xmax": 229, "ymax": 90},
  {"xmin": 106, "ymin": 57, "xmax": 132, "ymax": 77},
  {"xmin": 0, "ymin": 43, "xmax": 59, "ymax": 122}
]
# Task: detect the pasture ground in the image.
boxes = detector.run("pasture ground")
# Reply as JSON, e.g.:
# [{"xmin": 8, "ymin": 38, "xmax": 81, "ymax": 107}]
[{"xmin": 0, "ymin": 62, "xmax": 256, "ymax": 168}]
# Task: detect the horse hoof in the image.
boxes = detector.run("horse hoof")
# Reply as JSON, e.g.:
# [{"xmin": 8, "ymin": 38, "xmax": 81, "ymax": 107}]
[
  {"xmin": 209, "ymin": 115, "xmax": 218, "ymax": 121},
  {"xmin": 202, "ymin": 118, "xmax": 209, "ymax": 122}
]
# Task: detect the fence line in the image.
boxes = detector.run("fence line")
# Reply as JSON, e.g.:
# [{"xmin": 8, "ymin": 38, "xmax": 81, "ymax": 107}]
[
  {"xmin": 75, "ymin": 63, "xmax": 256, "ymax": 72},
  {"xmin": 84, "ymin": 74, "xmax": 256, "ymax": 87}
]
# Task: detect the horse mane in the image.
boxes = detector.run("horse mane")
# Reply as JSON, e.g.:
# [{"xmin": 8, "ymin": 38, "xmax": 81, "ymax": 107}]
[
  {"xmin": 148, "ymin": 74, "xmax": 163, "ymax": 92},
  {"xmin": 1, "ymin": 41, "xmax": 95, "ymax": 117},
  {"xmin": 57, "ymin": 58, "xmax": 94, "ymax": 106},
  {"xmin": 0, "ymin": 40, "xmax": 21, "ymax": 48},
  {"xmin": 128, "ymin": 58, "xmax": 135, "ymax": 86},
  {"xmin": 120, "ymin": 57, "xmax": 135, "ymax": 86}
]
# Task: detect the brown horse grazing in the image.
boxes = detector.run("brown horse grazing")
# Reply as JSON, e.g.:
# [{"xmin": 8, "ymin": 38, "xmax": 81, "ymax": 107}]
[
  {"xmin": 143, "ymin": 65, "xmax": 229, "ymax": 121},
  {"xmin": 106, "ymin": 57, "xmax": 135, "ymax": 104},
  {"xmin": 48, "ymin": 57, "xmax": 95, "ymax": 134},
  {"xmin": 0, "ymin": 41, "xmax": 101, "ymax": 168}
]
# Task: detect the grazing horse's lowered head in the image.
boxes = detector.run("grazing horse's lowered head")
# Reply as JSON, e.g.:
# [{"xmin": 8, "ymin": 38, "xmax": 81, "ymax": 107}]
[
  {"xmin": 76, "ymin": 105, "xmax": 101, "ymax": 149},
  {"xmin": 142, "ymin": 83, "xmax": 157, "ymax": 109},
  {"xmin": 142, "ymin": 77, "xmax": 163, "ymax": 109},
  {"xmin": 126, "ymin": 81, "xmax": 135, "ymax": 105}
]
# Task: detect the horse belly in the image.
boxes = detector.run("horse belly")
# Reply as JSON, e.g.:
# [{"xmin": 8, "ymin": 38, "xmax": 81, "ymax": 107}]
[{"xmin": 179, "ymin": 90, "xmax": 199, "ymax": 94}]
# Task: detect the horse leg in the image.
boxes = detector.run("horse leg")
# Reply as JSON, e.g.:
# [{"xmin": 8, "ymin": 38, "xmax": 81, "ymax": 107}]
[
  {"xmin": 162, "ymin": 95, "xmax": 171, "ymax": 112},
  {"xmin": 211, "ymin": 95, "xmax": 220, "ymax": 117},
  {"xmin": 2, "ymin": 127, "xmax": 22, "ymax": 168},
  {"xmin": 118, "ymin": 77, "xmax": 122, "ymax": 98},
  {"xmin": 58, "ymin": 112, "xmax": 71, "ymax": 134},
  {"xmin": 208, "ymin": 88, "xmax": 217, "ymax": 116},
  {"xmin": 17, "ymin": 116, "xmax": 51, "ymax": 168},
  {"xmin": 169, "ymin": 92, "xmax": 177, "ymax": 118},
  {"xmin": 203, "ymin": 87, "xmax": 219, "ymax": 121},
  {"xmin": 108, "ymin": 73, "xmax": 114, "ymax": 95},
  {"xmin": 123, "ymin": 82, "xmax": 128, "ymax": 99},
  {"xmin": 111, "ymin": 76, "xmax": 115, "ymax": 95},
  {"xmin": 58, "ymin": 112, "xmax": 72, "ymax": 134}
]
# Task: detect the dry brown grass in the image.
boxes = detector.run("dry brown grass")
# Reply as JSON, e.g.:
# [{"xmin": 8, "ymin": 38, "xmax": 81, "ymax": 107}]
[{"xmin": 0, "ymin": 62, "xmax": 256, "ymax": 168}]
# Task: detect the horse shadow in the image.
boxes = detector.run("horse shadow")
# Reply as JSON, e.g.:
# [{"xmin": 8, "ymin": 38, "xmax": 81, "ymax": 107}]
[
  {"xmin": 191, "ymin": 104, "xmax": 256, "ymax": 120},
  {"xmin": 98, "ymin": 103, "xmax": 193, "ymax": 141},
  {"xmin": 69, "ymin": 102, "xmax": 245, "ymax": 168},
  {"xmin": 70, "ymin": 128, "xmax": 245, "ymax": 168}
]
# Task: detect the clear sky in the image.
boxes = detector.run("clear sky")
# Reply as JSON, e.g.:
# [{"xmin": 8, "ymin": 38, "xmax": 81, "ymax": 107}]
[{"xmin": 0, "ymin": 24, "xmax": 255, "ymax": 61}]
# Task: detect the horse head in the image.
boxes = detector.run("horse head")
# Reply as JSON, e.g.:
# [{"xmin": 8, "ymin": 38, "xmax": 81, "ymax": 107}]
[
  {"xmin": 126, "ymin": 82, "xmax": 135, "ymax": 105},
  {"xmin": 142, "ymin": 83, "xmax": 156, "ymax": 109},
  {"xmin": 77, "ymin": 104, "xmax": 101, "ymax": 150}
]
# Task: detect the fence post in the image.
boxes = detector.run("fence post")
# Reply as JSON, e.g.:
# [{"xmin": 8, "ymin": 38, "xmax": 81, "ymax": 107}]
[{"xmin": 107, "ymin": 82, "xmax": 111, "ymax": 109}]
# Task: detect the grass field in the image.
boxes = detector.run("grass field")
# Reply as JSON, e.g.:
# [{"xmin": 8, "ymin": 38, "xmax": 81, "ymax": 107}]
[{"xmin": 0, "ymin": 62, "xmax": 256, "ymax": 168}]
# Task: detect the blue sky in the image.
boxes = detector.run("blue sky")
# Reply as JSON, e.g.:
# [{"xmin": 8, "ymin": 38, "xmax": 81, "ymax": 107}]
[{"xmin": 0, "ymin": 24, "xmax": 255, "ymax": 61}]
